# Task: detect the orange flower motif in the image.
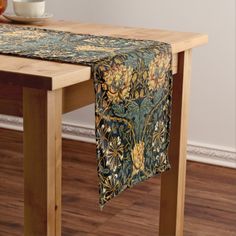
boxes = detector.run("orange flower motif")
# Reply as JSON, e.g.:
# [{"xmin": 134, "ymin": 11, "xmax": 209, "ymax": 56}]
[
  {"xmin": 147, "ymin": 53, "xmax": 171, "ymax": 91},
  {"xmin": 131, "ymin": 141, "xmax": 145, "ymax": 174},
  {"xmin": 103, "ymin": 64, "xmax": 133, "ymax": 103}
]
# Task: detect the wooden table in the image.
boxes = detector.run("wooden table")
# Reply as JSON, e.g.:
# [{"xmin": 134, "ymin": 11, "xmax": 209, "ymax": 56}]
[{"xmin": 0, "ymin": 19, "xmax": 208, "ymax": 236}]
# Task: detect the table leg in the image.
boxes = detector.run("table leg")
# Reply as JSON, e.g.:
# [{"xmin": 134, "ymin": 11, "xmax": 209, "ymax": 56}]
[
  {"xmin": 23, "ymin": 88, "xmax": 62, "ymax": 236},
  {"xmin": 159, "ymin": 50, "xmax": 192, "ymax": 236}
]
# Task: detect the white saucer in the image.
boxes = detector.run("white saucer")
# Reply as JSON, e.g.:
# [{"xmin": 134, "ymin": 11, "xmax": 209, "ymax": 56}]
[{"xmin": 3, "ymin": 13, "xmax": 53, "ymax": 23}]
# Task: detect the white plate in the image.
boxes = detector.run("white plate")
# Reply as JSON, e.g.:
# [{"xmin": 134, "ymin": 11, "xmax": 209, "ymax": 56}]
[{"xmin": 3, "ymin": 13, "xmax": 53, "ymax": 23}]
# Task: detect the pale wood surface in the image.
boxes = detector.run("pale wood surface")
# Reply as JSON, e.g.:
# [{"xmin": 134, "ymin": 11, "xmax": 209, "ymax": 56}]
[
  {"xmin": 159, "ymin": 50, "xmax": 192, "ymax": 235},
  {"xmin": 0, "ymin": 18, "xmax": 207, "ymax": 90},
  {"xmin": 62, "ymin": 80, "xmax": 95, "ymax": 114},
  {"xmin": 23, "ymin": 88, "xmax": 62, "ymax": 236},
  {"xmin": 25, "ymin": 20, "xmax": 208, "ymax": 53},
  {"xmin": 0, "ymin": 129, "xmax": 236, "ymax": 236}
]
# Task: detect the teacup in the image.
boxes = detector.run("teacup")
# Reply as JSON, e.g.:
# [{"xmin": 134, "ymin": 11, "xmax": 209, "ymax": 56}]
[{"xmin": 13, "ymin": 0, "xmax": 45, "ymax": 18}]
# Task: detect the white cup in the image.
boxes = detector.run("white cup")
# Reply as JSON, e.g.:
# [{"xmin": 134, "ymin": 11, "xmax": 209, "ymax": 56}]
[{"xmin": 13, "ymin": 0, "xmax": 45, "ymax": 18}]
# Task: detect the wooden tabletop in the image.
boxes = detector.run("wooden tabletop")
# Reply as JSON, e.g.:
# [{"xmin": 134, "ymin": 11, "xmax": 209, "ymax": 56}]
[{"xmin": 0, "ymin": 19, "xmax": 208, "ymax": 90}]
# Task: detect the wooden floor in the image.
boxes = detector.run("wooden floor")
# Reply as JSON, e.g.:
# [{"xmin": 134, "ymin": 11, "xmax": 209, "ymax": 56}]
[{"xmin": 0, "ymin": 128, "xmax": 235, "ymax": 236}]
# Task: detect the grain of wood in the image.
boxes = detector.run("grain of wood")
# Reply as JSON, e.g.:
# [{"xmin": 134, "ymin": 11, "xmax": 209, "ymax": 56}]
[
  {"xmin": 23, "ymin": 88, "xmax": 62, "ymax": 236},
  {"xmin": 62, "ymin": 80, "xmax": 95, "ymax": 114},
  {"xmin": 0, "ymin": 128, "xmax": 235, "ymax": 236},
  {"xmin": 159, "ymin": 50, "xmax": 192, "ymax": 236}
]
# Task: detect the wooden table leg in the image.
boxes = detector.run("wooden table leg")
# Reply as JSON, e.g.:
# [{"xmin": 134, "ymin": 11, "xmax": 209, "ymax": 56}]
[
  {"xmin": 159, "ymin": 50, "xmax": 192, "ymax": 236},
  {"xmin": 23, "ymin": 88, "xmax": 62, "ymax": 236}
]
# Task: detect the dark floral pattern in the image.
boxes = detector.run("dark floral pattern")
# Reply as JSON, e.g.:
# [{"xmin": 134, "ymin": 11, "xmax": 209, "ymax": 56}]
[{"xmin": 0, "ymin": 25, "xmax": 173, "ymax": 208}]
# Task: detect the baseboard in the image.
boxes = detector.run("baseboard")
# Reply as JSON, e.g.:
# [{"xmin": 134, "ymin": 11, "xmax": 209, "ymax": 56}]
[
  {"xmin": 187, "ymin": 142, "xmax": 236, "ymax": 169},
  {"xmin": 0, "ymin": 114, "xmax": 235, "ymax": 169}
]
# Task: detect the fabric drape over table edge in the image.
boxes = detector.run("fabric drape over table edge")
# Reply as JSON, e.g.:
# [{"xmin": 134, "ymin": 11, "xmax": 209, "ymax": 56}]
[{"xmin": 0, "ymin": 24, "xmax": 173, "ymax": 208}]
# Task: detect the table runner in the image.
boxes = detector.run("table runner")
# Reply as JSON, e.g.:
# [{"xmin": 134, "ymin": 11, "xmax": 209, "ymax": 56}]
[{"xmin": 0, "ymin": 24, "xmax": 173, "ymax": 208}]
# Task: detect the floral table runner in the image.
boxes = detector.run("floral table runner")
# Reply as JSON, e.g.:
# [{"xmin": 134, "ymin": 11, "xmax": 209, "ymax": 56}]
[{"xmin": 0, "ymin": 24, "xmax": 173, "ymax": 208}]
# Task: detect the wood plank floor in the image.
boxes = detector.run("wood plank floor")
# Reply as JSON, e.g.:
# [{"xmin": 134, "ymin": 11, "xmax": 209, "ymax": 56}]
[{"xmin": 0, "ymin": 128, "xmax": 235, "ymax": 236}]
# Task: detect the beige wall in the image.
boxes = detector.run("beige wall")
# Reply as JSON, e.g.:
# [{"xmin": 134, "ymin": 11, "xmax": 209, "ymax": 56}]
[{"xmin": 7, "ymin": 0, "xmax": 236, "ymax": 150}]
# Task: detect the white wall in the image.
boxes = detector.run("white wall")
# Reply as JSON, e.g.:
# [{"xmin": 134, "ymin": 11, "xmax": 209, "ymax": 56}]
[{"xmin": 7, "ymin": 0, "xmax": 236, "ymax": 150}]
